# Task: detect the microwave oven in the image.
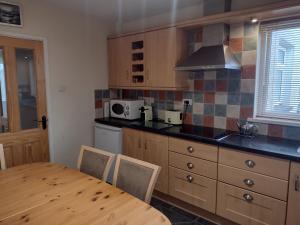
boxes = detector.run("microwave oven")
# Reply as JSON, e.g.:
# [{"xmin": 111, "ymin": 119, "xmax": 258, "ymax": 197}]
[{"xmin": 110, "ymin": 99, "xmax": 144, "ymax": 120}]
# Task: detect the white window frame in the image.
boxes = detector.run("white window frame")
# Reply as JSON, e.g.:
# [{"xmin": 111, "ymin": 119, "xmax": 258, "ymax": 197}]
[{"xmin": 251, "ymin": 19, "xmax": 300, "ymax": 127}]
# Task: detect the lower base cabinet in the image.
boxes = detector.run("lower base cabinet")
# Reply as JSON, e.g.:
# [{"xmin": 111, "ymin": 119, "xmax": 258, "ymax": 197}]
[
  {"xmin": 286, "ymin": 162, "xmax": 300, "ymax": 225},
  {"xmin": 169, "ymin": 166, "xmax": 217, "ymax": 213},
  {"xmin": 123, "ymin": 128, "xmax": 169, "ymax": 194},
  {"xmin": 217, "ymin": 182, "xmax": 286, "ymax": 225}
]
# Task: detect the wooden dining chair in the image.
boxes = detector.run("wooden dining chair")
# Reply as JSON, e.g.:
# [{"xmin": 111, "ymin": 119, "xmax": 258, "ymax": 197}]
[
  {"xmin": 77, "ymin": 145, "xmax": 115, "ymax": 182},
  {"xmin": 0, "ymin": 144, "xmax": 6, "ymax": 170},
  {"xmin": 113, "ymin": 154, "xmax": 161, "ymax": 203}
]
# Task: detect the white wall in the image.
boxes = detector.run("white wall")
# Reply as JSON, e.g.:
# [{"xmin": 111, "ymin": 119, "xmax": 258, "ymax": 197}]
[
  {"xmin": 0, "ymin": 0, "xmax": 110, "ymax": 168},
  {"xmin": 116, "ymin": 0, "xmax": 285, "ymax": 34},
  {"xmin": 116, "ymin": 4, "xmax": 204, "ymax": 34}
]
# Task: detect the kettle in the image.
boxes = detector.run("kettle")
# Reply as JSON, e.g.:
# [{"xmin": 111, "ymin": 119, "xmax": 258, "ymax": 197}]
[{"xmin": 237, "ymin": 122, "xmax": 258, "ymax": 136}]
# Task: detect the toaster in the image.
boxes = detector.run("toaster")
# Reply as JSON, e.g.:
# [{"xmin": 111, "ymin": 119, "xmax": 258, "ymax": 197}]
[{"xmin": 164, "ymin": 110, "xmax": 183, "ymax": 125}]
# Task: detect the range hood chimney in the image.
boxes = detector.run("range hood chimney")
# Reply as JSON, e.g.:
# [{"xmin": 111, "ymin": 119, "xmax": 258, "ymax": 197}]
[{"xmin": 176, "ymin": 0, "xmax": 241, "ymax": 71}]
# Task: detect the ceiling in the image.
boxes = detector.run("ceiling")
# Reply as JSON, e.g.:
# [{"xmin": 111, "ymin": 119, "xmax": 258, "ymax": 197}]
[{"xmin": 44, "ymin": 0, "xmax": 204, "ymax": 22}]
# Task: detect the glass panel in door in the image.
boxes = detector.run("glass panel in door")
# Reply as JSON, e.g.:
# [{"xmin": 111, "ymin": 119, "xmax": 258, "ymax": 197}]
[
  {"xmin": 15, "ymin": 48, "xmax": 38, "ymax": 130},
  {"xmin": 0, "ymin": 48, "xmax": 9, "ymax": 133}
]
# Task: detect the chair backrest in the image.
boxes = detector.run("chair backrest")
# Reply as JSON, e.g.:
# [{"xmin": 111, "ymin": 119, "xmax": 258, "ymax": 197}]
[
  {"xmin": 77, "ymin": 145, "xmax": 115, "ymax": 182},
  {"xmin": 113, "ymin": 154, "xmax": 161, "ymax": 203},
  {"xmin": 0, "ymin": 144, "xmax": 6, "ymax": 170}
]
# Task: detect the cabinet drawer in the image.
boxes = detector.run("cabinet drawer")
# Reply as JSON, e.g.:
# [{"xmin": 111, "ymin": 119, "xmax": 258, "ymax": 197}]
[
  {"xmin": 217, "ymin": 182, "xmax": 286, "ymax": 225},
  {"xmin": 169, "ymin": 137, "xmax": 218, "ymax": 162},
  {"xmin": 219, "ymin": 147, "xmax": 290, "ymax": 180},
  {"xmin": 169, "ymin": 166, "xmax": 216, "ymax": 213},
  {"xmin": 169, "ymin": 151, "xmax": 217, "ymax": 179},
  {"xmin": 218, "ymin": 164, "xmax": 288, "ymax": 201}
]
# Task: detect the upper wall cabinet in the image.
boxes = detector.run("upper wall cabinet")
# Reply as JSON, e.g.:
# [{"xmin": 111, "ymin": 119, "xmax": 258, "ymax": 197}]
[{"xmin": 108, "ymin": 27, "xmax": 189, "ymax": 90}]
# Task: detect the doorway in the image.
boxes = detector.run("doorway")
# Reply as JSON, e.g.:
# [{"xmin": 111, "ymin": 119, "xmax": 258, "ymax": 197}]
[{"xmin": 0, "ymin": 35, "xmax": 49, "ymax": 168}]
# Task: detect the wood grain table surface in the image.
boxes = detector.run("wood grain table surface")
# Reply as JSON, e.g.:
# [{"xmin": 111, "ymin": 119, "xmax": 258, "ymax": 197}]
[{"xmin": 0, "ymin": 163, "xmax": 171, "ymax": 225}]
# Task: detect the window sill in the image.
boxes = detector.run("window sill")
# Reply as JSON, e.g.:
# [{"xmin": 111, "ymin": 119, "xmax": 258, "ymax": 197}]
[{"xmin": 248, "ymin": 117, "xmax": 300, "ymax": 127}]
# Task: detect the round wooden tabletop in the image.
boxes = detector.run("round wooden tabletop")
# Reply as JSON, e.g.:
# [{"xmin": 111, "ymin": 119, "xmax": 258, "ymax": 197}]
[{"xmin": 0, "ymin": 163, "xmax": 171, "ymax": 225}]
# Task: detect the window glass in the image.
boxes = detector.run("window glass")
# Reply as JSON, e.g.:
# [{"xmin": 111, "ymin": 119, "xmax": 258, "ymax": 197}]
[
  {"xmin": 16, "ymin": 48, "xmax": 38, "ymax": 130},
  {"xmin": 0, "ymin": 49, "xmax": 9, "ymax": 132},
  {"xmin": 256, "ymin": 20, "xmax": 300, "ymax": 121}
]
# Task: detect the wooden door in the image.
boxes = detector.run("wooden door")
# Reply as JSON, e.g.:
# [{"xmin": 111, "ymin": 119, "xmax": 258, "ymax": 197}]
[
  {"xmin": 286, "ymin": 162, "xmax": 300, "ymax": 225},
  {"xmin": 122, "ymin": 128, "xmax": 143, "ymax": 160},
  {"xmin": 143, "ymin": 132, "xmax": 168, "ymax": 194},
  {"xmin": 0, "ymin": 36, "xmax": 49, "ymax": 168}
]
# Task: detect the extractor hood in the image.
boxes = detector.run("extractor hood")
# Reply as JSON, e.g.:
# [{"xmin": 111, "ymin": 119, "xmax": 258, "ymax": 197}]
[{"xmin": 175, "ymin": 23, "xmax": 241, "ymax": 71}]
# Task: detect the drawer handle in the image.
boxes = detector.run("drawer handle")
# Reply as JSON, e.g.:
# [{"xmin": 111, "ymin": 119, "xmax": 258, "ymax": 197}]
[
  {"xmin": 186, "ymin": 175, "xmax": 194, "ymax": 183},
  {"xmin": 187, "ymin": 162, "xmax": 194, "ymax": 169},
  {"xmin": 295, "ymin": 175, "xmax": 299, "ymax": 192},
  {"xmin": 243, "ymin": 178, "xmax": 255, "ymax": 187},
  {"xmin": 243, "ymin": 193, "xmax": 254, "ymax": 203},
  {"xmin": 187, "ymin": 146, "xmax": 194, "ymax": 153},
  {"xmin": 245, "ymin": 160, "xmax": 256, "ymax": 168}
]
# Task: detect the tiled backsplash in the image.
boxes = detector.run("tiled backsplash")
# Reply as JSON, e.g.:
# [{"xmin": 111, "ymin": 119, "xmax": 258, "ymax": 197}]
[{"xmin": 95, "ymin": 22, "xmax": 300, "ymax": 141}]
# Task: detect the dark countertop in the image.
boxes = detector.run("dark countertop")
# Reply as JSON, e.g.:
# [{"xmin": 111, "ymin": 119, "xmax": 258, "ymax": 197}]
[{"xmin": 95, "ymin": 117, "xmax": 300, "ymax": 162}]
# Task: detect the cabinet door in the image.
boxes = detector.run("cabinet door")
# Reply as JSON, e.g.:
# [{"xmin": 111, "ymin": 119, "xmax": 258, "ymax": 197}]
[
  {"xmin": 145, "ymin": 28, "xmax": 176, "ymax": 88},
  {"xmin": 107, "ymin": 37, "xmax": 131, "ymax": 87},
  {"xmin": 107, "ymin": 39, "xmax": 118, "ymax": 87},
  {"xmin": 129, "ymin": 33, "xmax": 146, "ymax": 87},
  {"xmin": 169, "ymin": 166, "xmax": 217, "ymax": 213},
  {"xmin": 217, "ymin": 182, "xmax": 286, "ymax": 225},
  {"xmin": 286, "ymin": 162, "xmax": 300, "ymax": 225},
  {"xmin": 122, "ymin": 128, "xmax": 143, "ymax": 160},
  {"xmin": 119, "ymin": 36, "xmax": 131, "ymax": 86},
  {"xmin": 143, "ymin": 132, "xmax": 168, "ymax": 194}
]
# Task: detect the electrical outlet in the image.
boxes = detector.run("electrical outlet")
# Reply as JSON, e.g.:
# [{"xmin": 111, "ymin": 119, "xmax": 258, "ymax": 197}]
[{"xmin": 183, "ymin": 99, "xmax": 193, "ymax": 106}]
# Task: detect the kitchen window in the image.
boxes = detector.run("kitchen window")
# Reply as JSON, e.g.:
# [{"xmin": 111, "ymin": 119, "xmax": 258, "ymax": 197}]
[{"xmin": 254, "ymin": 19, "xmax": 300, "ymax": 126}]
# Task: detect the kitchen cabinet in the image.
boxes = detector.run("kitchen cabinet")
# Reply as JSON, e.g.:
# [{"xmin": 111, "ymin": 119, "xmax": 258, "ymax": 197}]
[
  {"xmin": 122, "ymin": 128, "xmax": 144, "ymax": 160},
  {"xmin": 168, "ymin": 137, "xmax": 218, "ymax": 213},
  {"xmin": 143, "ymin": 132, "xmax": 169, "ymax": 193},
  {"xmin": 122, "ymin": 127, "xmax": 299, "ymax": 224},
  {"xmin": 217, "ymin": 182, "xmax": 286, "ymax": 225},
  {"xmin": 286, "ymin": 162, "xmax": 300, "ymax": 225},
  {"xmin": 218, "ymin": 147, "xmax": 289, "ymax": 225},
  {"xmin": 144, "ymin": 27, "xmax": 188, "ymax": 90},
  {"xmin": 219, "ymin": 147, "xmax": 290, "ymax": 180},
  {"xmin": 169, "ymin": 166, "xmax": 217, "ymax": 213},
  {"xmin": 107, "ymin": 36, "xmax": 131, "ymax": 87},
  {"xmin": 122, "ymin": 128, "xmax": 169, "ymax": 194},
  {"xmin": 108, "ymin": 27, "xmax": 188, "ymax": 90}
]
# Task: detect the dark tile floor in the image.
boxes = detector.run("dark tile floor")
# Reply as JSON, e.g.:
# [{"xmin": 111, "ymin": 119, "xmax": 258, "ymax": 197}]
[{"xmin": 150, "ymin": 198, "xmax": 216, "ymax": 225}]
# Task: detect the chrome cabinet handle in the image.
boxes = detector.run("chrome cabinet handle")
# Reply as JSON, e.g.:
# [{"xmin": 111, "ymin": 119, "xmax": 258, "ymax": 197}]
[
  {"xmin": 186, "ymin": 175, "xmax": 194, "ymax": 183},
  {"xmin": 244, "ymin": 178, "xmax": 255, "ymax": 187},
  {"xmin": 187, "ymin": 162, "xmax": 194, "ymax": 169},
  {"xmin": 187, "ymin": 146, "xmax": 194, "ymax": 153},
  {"xmin": 245, "ymin": 160, "xmax": 256, "ymax": 168},
  {"xmin": 243, "ymin": 193, "xmax": 254, "ymax": 202},
  {"xmin": 295, "ymin": 175, "xmax": 299, "ymax": 192}
]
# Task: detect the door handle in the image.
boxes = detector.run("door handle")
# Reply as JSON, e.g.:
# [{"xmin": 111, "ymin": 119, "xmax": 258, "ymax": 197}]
[
  {"xmin": 34, "ymin": 115, "xmax": 48, "ymax": 130},
  {"xmin": 295, "ymin": 175, "xmax": 299, "ymax": 192}
]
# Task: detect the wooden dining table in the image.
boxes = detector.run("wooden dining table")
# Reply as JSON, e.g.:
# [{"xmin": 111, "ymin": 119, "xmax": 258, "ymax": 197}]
[{"xmin": 0, "ymin": 163, "xmax": 171, "ymax": 225}]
